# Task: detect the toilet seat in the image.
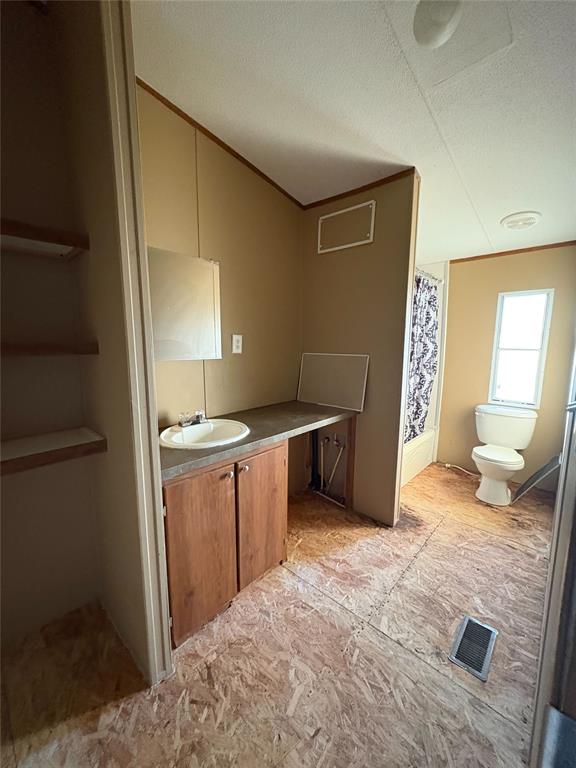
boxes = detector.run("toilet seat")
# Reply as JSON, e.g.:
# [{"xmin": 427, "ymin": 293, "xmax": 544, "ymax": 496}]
[{"xmin": 472, "ymin": 444, "xmax": 524, "ymax": 469}]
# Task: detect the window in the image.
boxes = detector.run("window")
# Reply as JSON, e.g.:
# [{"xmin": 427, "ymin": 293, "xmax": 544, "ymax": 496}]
[{"xmin": 489, "ymin": 289, "xmax": 554, "ymax": 408}]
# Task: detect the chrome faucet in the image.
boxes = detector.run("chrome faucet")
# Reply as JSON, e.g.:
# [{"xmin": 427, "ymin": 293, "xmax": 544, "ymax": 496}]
[{"xmin": 178, "ymin": 409, "xmax": 207, "ymax": 427}]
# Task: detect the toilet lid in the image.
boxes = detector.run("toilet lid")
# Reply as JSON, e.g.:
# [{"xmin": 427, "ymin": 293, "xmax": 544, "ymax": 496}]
[{"xmin": 473, "ymin": 445, "xmax": 524, "ymax": 467}]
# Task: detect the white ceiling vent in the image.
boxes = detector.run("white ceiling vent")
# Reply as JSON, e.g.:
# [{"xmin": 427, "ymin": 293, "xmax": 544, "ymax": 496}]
[
  {"xmin": 500, "ymin": 211, "xmax": 542, "ymax": 231},
  {"xmin": 413, "ymin": 1, "xmax": 463, "ymax": 50},
  {"xmin": 387, "ymin": 1, "xmax": 513, "ymax": 89}
]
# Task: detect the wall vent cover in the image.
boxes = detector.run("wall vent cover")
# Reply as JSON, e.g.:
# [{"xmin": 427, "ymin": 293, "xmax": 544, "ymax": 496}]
[
  {"xmin": 317, "ymin": 200, "xmax": 375, "ymax": 254},
  {"xmin": 449, "ymin": 616, "xmax": 498, "ymax": 681}
]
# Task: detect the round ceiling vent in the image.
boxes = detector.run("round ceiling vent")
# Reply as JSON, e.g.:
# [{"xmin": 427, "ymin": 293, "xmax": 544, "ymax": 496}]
[
  {"xmin": 413, "ymin": 1, "xmax": 463, "ymax": 49},
  {"xmin": 500, "ymin": 211, "xmax": 542, "ymax": 230}
]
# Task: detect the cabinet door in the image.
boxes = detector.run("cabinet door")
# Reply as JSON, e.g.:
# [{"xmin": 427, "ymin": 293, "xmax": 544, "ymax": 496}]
[
  {"xmin": 164, "ymin": 463, "xmax": 237, "ymax": 647},
  {"xmin": 237, "ymin": 443, "xmax": 288, "ymax": 590}
]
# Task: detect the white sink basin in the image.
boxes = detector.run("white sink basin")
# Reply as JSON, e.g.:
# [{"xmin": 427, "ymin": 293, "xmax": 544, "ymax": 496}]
[{"xmin": 160, "ymin": 419, "xmax": 250, "ymax": 450}]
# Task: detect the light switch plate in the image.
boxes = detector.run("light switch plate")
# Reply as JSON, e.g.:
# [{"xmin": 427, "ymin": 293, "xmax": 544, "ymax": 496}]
[{"xmin": 232, "ymin": 334, "xmax": 243, "ymax": 354}]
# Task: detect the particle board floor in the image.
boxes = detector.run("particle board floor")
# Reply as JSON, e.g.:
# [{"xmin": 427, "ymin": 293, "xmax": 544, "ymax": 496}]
[{"xmin": 1, "ymin": 464, "xmax": 554, "ymax": 767}]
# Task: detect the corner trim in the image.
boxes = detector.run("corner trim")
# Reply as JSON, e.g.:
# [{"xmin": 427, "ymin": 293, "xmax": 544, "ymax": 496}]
[
  {"xmin": 302, "ymin": 168, "xmax": 416, "ymax": 210},
  {"xmin": 136, "ymin": 77, "xmax": 303, "ymax": 209},
  {"xmin": 105, "ymin": 8, "xmax": 174, "ymax": 684},
  {"xmin": 135, "ymin": 77, "xmax": 416, "ymax": 212},
  {"xmin": 452, "ymin": 240, "xmax": 576, "ymax": 265}
]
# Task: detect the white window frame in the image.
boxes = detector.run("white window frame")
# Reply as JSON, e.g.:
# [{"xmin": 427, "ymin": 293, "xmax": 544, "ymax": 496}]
[{"xmin": 488, "ymin": 288, "xmax": 554, "ymax": 409}]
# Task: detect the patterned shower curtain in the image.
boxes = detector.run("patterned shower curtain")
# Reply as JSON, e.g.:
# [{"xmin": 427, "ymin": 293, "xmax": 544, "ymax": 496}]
[{"xmin": 404, "ymin": 274, "xmax": 439, "ymax": 443}]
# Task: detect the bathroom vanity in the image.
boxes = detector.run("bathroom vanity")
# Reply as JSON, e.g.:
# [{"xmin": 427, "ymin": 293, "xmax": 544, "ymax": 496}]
[{"xmin": 160, "ymin": 400, "xmax": 356, "ymax": 647}]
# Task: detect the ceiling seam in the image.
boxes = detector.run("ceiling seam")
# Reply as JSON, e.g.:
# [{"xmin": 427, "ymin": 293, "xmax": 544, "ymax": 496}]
[{"xmin": 382, "ymin": 4, "xmax": 496, "ymax": 253}]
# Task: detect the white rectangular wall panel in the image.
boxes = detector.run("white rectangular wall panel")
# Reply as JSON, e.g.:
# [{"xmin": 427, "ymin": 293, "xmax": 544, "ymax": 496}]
[
  {"xmin": 297, "ymin": 352, "xmax": 369, "ymax": 411},
  {"xmin": 317, "ymin": 200, "xmax": 375, "ymax": 254}
]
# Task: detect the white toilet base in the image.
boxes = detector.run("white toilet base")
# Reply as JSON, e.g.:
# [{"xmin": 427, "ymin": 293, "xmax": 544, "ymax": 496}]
[{"xmin": 475, "ymin": 476, "xmax": 512, "ymax": 506}]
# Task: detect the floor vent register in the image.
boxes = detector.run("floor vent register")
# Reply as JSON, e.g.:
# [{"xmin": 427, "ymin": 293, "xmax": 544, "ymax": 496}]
[{"xmin": 449, "ymin": 616, "xmax": 498, "ymax": 681}]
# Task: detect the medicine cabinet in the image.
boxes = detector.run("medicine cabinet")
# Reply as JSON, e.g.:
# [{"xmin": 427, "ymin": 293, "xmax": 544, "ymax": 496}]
[{"xmin": 148, "ymin": 247, "xmax": 222, "ymax": 361}]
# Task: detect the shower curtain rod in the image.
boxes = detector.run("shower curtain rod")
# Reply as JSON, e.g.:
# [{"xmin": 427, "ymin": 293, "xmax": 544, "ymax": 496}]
[{"xmin": 416, "ymin": 268, "xmax": 444, "ymax": 285}]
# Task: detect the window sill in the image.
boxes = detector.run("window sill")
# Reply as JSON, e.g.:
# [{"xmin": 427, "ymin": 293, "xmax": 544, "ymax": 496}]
[{"xmin": 488, "ymin": 399, "xmax": 540, "ymax": 411}]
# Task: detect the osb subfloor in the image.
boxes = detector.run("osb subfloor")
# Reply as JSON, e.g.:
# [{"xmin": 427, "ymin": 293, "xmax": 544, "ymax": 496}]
[{"xmin": 1, "ymin": 464, "xmax": 554, "ymax": 767}]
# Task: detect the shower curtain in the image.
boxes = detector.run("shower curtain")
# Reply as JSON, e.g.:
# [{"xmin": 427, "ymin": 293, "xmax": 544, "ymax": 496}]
[{"xmin": 404, "ymin": 274, "xmax": 439, "ymax": 443}]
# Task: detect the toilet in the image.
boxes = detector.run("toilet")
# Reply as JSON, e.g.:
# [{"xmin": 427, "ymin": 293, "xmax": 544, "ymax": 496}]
[{"xmin": 471, "ymin": 404, "xmax": 538, "ymax": 506}]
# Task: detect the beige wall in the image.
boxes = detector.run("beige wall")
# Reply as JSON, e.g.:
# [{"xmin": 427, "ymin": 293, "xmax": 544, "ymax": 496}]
[
  {"xmin": 302, "ymin": 175, "xmax": 419, "ymax": 525},
  {"xmin": 137, "ymin": 88, "xmax": 205, "ymax": 422},
  {"xmin": 438, "ymin": 245, "xmax": 576, "ymax": 488},
  {"xmin": 198, "ymin": 134, "xmax": 303, "ymax": 416},
  {"xmin": 58, "ymin": 1, "xmax": 151, "ymax": 673},
  {"xmin": 137, "ymin": 86, "xmax": 303, "ymax": 426},
  {"xmin": 1, "ymin": 1, "xmax": 80, "ymax": 232},
  {"xmin": 137, "ymin": 86, "xmax": 419, "ymax": 525},
  {"xmin": 0, "ymin": 2, "xmax": 100, "ymax": 648},
  {"xmin": 1, "ymin": 253, "xmax": 86, "ymax": 439},
  {"xmin": 1, "ymin": 461, "xmax": 100, "ymax": 646},
  {"xmin": 136, "ymin": 89, "xmax": 199, "ymax": 257},
  {"xmin": 2, "ymin": 0, "xmax": 164, "ymax": 670}
]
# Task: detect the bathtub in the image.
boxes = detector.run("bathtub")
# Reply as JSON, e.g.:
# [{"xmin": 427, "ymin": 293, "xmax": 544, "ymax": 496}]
[{"xmin": 401, "ymin": 428, "xmax": 437, "ymax": 487}]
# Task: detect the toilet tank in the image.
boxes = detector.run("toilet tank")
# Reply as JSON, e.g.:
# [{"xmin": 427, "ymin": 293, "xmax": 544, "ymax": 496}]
[{"xmin": 475, "ymin": 404, "xmax": 538, "ymax": 449}]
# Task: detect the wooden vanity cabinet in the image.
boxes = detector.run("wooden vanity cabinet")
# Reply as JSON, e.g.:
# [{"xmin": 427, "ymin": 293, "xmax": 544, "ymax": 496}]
[
  {"xmin": 237, "ymin": 442, "xmax": 288, "ymax": 589},
  {"xmin": 163, "ymin": 462, "xmax": 238, "ymax": 647},
  {"xmin": 163, "ymin": 441, "xmax": 288, "ymax": 647}
]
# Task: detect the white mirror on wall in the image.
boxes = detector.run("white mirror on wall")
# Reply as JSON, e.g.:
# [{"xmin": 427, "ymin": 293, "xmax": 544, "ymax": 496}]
[{"xmin": 148, "ymin": 247, "xmax": 222, "ymax": 361}]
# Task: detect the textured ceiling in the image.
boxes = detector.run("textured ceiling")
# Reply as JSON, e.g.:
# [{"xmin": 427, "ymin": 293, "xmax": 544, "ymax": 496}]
[{"xmin": 132, "ymin": 1, "xmax": 576, "ymax": 264}]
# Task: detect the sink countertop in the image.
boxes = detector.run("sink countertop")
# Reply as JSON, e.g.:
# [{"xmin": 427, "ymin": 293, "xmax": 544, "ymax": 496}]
[{"xmin": 159, "ymin": 400, "xmax": 356, "ymax": 482}]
